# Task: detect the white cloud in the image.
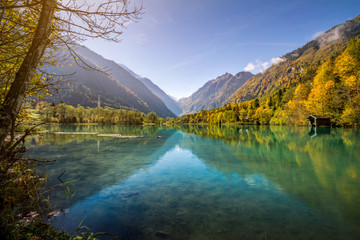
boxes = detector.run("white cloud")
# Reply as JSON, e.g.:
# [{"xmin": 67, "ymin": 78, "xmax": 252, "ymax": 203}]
[
  {"xmin": 261, "ymin": 62, "xmax": 270, "ymax": 69},
  {"xmin": 316, "ymin": 25, "xmax": 345, "ymax": 47},
  {"xmin": 312, "ymin": 31, "xmax": 324, "ymax": 39},
  {"xmin": 271, "ymin": 57, "xmax": 285, "ymax": 64},
  {"xmin": 243, "ymin": 57, "xmax": 285, "ymax": 73},
  {"xmin": 244, "ymin": 62, "xmax": 255, "ymax": 71}
]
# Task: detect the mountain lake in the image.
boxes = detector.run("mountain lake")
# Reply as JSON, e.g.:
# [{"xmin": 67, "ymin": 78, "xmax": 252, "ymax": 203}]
[{"xmin": 27, "ymin": 125, "xmax": 360, "ymax": 240}]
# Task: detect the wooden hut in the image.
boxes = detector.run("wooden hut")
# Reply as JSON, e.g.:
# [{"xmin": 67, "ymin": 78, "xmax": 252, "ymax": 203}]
[{"xmin": 306, "ymin": 115, "xmax": 332, "ymax": 127}]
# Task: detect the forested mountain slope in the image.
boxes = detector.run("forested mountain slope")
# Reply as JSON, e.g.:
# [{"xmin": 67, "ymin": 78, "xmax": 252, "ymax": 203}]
[
  {"xmin": 138, "ymin": 77, "xmax": 183, "ymax": 116},
  {"xmin": 44, "ymin": 45, "xmax": 176, "ymax": 118},
  {"xmin": 175, "ymin": 20, "xmax": 360, "ymax": 126},
  {"xmin": 119, "ymin": 64, "xmax": 182, "ymax": 115},
  {"xmin": 228, "ymin": 15, "xmax": 360, "ymax": 103},
  {"xmin": 180, "ymin": 72, "xmax": 253, "ymax": 114}
]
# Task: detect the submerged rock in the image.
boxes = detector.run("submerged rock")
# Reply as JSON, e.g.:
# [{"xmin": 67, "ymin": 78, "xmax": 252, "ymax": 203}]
[
  {"xmin": 123, "ymin": 192, "xmax": 139, "ymax": 199},
  {"xmin": 53, "ymin": 132, "xmax": 97, "ymax": 135},
  {"xmin": 155, "ymin": 231, "xmax": 169, "ymax": 239},
  {"xmin": 97, "ymin": 134, "xmax": 142, "ymax": 138}
]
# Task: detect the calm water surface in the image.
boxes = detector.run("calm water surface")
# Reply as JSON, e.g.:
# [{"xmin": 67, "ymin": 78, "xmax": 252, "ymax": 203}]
[{"xmin": 27, "ymin": 125, "xmax": 360, "ymax": 240}]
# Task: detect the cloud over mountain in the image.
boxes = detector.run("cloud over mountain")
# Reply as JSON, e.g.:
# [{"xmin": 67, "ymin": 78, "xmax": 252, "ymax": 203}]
[{"xmin": 244, "ymin": 57, "xmax": 285, "ymax": 73}]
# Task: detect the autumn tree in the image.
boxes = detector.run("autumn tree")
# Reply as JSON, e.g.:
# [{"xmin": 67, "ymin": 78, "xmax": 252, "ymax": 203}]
[
  {"xmin": 306, "ymin": 60, "xmax": 337, "ymax": 115},
  {"xmin": 335, "ymin": 38, "xmax": 360, "ymax": 126},
  {"xmin": 144, "ymin": 112, "xmax": 158, "ymax": 124},
  {"xmin": 0, "ymin": 0, "xmax": 142, "ymax": 149}
]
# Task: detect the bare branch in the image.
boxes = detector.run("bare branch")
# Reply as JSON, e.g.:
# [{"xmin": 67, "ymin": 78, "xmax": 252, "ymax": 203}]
[
  {"xmin": 54, "ymin": 35, "xmax": 110, "ymax": 74},
  {"xmin": 0, "ymin": 0, "xmax": 41, "ymax": 10},
  {"xmin": 55, "ymin": 0, "xmax": 143, "ymax": 43},
  {"xmin": 0, "ymin": 0, "xmax": 143, "ymax": 148}
]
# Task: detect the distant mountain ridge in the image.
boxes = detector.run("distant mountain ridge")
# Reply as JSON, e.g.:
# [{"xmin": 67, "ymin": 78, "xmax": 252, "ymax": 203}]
[
  {"xmin": 44, "ymin": 45, "xmax": 176, "ymax": 118},
  {"xmin": 228, "ymin": 15, "xmax": 360, "ymax": 103},
  {"xmin": 44, "ymin": 16, "xmax": 360, "ymax": 118},
  {"xmin": 180, "ymin": 71, "xmax": 253, "ymax": 114},
  {"xmin": 119, "ymin": 64, "xmax": 183, "ymax": 115}
]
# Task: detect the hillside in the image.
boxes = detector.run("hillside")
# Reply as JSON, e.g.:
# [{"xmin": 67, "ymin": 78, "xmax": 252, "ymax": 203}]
[
  {"xmin": 44, "ymin": 45, "xmax": 176, "ymax": 118},
  {"xmin": 180, "ymin": 72, "xmax": 253, "ymax": 115},
  {"xmin": 119, "ymin": 64, "xmax": 182, "ymax": 115},
  {"xmin": 175, "ymin": 16, "xmax": 360, "ymax": 127},
  {"xmin": 138, "ymin": 77, "xmax": 182, "ymax": 116},
  {"xmin": 228, "ymin": 15, "xmax": 360, "ymax": 103}
]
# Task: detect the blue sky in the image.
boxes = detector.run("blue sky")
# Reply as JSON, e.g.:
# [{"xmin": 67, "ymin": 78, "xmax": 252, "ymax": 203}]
[{"xmin": 84, "ymin": 0, "xmax": 360, "ymax": 99}]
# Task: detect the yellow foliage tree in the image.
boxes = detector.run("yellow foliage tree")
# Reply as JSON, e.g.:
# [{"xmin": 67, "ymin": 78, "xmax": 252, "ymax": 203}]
[
  {"xmin": 306, "ymin": 80, "xmax": 335, "ymax": 115},
  {"xmin": 285, "ymin": 99, "xmax": 309, "ymax": 125},
  {"xmin": 293, "ymin": 84, "xmax": 310, "ymax": 101},
  {"xmin": 312, "ymin": 60, "xmax": 335, "ymax": 86},
  {"xmin": 334, "ymin": 53, "xmax": 359, "ymax": 77}
]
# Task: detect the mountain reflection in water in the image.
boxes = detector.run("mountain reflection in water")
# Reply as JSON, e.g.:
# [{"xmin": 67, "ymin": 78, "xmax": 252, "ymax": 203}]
[{"xmin": 28, "ymin": 125, "xmax": 360, "ymax": 240}]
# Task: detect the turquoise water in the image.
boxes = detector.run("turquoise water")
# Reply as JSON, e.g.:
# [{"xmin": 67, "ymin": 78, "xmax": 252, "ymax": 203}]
[{"xmin": 28, "ymin": 125, "xmax": 360, "ymax": 240}]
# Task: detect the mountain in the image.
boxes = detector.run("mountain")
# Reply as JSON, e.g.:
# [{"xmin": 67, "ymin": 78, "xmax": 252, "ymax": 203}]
[
  {"xmin": 137, "ymin": 77, "xmax": 183, "ymax": 116},
  {"xmin": 179, "ymin": 15, "xmax": 360, "ymax": 127},
  {"xmin": 119, "ymin": 64, "xmax": 182, "ymax": 115},
  {"xmin": 44, "ymin": 45, "xmax": 176, "ymax": 118},
  {"xmin": 180, "ymin": 72, "xmax": 253, "ymax": 114},
  {"xmin": 228, "ymin": 15, "xmax": 360, "ymax": 103}
]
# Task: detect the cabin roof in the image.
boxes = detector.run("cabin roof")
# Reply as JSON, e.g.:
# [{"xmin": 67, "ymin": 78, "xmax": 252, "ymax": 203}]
[{"xmin": 306, "ymin": 115, "xmax": 332, "ymax": 119}]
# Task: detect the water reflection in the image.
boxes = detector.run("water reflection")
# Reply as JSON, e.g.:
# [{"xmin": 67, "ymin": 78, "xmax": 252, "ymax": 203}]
[
  {"xmin": 28, "ymin": 125, "xmax": 360, "ymax": 239},
  {"xmin": 28, "ymin": 125, "xmax": 176, "ymax": 209},
  {"xmin": 308, "ymin": 127, "xmax": 331, "ymax": 138},
  {"xmin": 179, "ymin": 125, "xmax": 360, "ymax": 234}
]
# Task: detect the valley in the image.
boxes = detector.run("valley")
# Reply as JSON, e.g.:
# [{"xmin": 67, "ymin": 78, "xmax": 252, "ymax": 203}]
[{"xmin": 1, "ymin": 2, "xmax": 360, "ymax": 240}]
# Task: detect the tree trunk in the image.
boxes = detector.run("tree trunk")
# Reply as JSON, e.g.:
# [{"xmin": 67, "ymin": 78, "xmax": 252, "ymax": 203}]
[{"xmin": 0, "ymin": 0, "xmax": 55, "ymax": 149}]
